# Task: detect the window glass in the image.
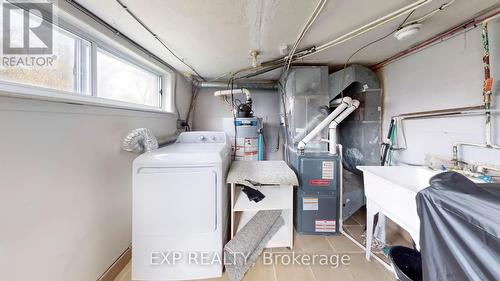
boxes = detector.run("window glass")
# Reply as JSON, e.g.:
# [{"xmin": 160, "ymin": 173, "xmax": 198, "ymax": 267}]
[
  {"xmin": 96, "ymin": 48, "xmax": 160, "ymax": 107},
  {"xmin": 0, "ymin": 7, "xmax": 166, "ymax": 111},
  {"xmin": 0, "ymin": 9, "xmax": 90, "ymax": 94}
]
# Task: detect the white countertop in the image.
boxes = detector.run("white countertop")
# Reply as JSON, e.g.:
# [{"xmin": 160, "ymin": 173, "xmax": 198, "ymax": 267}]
[{"xmin": 226, "ymin": 160, "xmax": 299, "ymax": 186}]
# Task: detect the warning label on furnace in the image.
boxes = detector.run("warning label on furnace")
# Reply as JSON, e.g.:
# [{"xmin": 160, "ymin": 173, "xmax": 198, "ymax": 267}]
[
  {"xmin": 322, "ymin": 161, "xmax": 334, "ymax": 179},
  {"xmin": 303, "ymin": 197, "xmax": 318, "ymax": 211},
  {"xmin": 315, "ymin": 220, "xmax": 336, "ymax": 232}
]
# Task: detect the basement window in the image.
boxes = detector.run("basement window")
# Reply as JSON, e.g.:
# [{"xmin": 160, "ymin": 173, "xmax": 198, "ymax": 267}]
[
  {"xmin": 0, "ymin": 4, "xmax": 170, "ymax": 112},
  {"xmin": 0, "ymin": 9, "xmax": 91, "ymax": 94},
  {"xmin": 96, "ymin": 48, "xmax": 161, "ymax": 107}
]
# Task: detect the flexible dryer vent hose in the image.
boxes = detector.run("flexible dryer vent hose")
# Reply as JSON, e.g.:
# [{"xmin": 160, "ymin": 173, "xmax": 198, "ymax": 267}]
[{"xmin": 121, "ymin": 128, "xmax": 159, "ymax": 153}]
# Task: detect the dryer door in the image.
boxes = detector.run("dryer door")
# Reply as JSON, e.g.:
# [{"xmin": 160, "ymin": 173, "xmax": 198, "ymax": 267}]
[{"xmin": 134, "ymin": 167, "xmax": 217, "ymax": 235}]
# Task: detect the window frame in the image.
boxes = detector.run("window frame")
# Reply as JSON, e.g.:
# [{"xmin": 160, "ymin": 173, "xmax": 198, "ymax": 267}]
[{"xmin": 0, "ymin": 5, "xmax": 175, "ymax": 114}]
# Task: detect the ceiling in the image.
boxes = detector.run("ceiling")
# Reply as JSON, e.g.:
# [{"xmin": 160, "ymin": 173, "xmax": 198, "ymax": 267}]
[{"xmin": 72, "ymin": 0, "xmax": 499, "ymax": 80}]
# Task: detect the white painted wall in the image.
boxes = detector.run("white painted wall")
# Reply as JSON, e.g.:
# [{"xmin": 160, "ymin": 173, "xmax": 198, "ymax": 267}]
[
  {"xmin": 381, "ymin": 19, "xmax": 500, "ymax": 166},
  {"xmin": 0, "ymin": 75, "xmax": 192, "ymax": 281},
  {"xmin": 193, "ymin": 88, "xmax": 283, "ymax": 160}
]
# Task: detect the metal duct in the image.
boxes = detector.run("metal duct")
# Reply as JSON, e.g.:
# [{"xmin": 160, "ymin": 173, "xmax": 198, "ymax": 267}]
[
  {"xmin": 329, "ymin": 64, "xmax": 381, "ymax": 99},
  {"xmin": 329, "ymin": 65, "xmax": 382, "ymax": 174},
  {"xmin": 121, "ymin": 128, "xmax": 159, "ymax": 153}
]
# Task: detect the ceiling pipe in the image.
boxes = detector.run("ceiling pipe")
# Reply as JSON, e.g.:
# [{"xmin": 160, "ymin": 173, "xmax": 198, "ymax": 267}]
[
  {"xmin": 298, "ymin": 0, "xmax": 432, "ymax": 59},
  {"xmin": 284, "ymin": 0, "xmax": 328, "ymax": 72},
  {"xmin": 223, "ymin": 0, "xmax": 432, "ymax": 80},
  {"xmin": 406, "ymin": 0, "xmax": 455, "ymax": 25},
  {"xmin": 199, "ymin": 81, "xmax": 278, "ymax": 90},
  {"xmin": 372, "ymin": 7, "xmax": 500, "ymax": 69}
]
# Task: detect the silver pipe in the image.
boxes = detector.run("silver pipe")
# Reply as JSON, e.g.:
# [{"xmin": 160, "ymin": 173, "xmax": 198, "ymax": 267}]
[
  {"xmin": 452, "ymin": 142, "xmax": 500, "ymax": 167},
  {"xmin": 451, "ymin": 21, "xmax": 500, "ymax": 167},
  {"xmin": 394, "ymin": 108, "xmax": 500, "ymax": 120},
  {"xmin": 199, "ymin": 81, "xmax": 278, "ymax": 90}
]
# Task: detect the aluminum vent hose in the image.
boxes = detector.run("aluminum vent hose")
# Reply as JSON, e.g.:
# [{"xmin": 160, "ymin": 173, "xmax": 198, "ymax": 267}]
[{"xmin": 121, "ymin": 128, "xmax": 159, "ymax": 153}]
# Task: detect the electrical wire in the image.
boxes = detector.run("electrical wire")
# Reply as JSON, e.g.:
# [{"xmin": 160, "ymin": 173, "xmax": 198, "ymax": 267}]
[
  {"xmin": 284, "ymin": 0, "xmax": 328, "ymax": 73},
  {"xmin": 229, "ymin": 78, "xmax": 237, "ymax": 161},
  {"xmin": 115, "ymin": 0, "xmax": 206, "ymax": 81},
  {"xmin": 338, "ymin": 10, "xmax": 416, "ymax": 98},
  {"xmin": 185, "ymin": 83, "xmax": 200, "ymax": 130},
  {"xmin": 277, "ymin": 81, "xmax": 290, "ymax": 162},
  {"xmin": 215, "ymin": 0, "xmax": 429, "ymax": 81}
]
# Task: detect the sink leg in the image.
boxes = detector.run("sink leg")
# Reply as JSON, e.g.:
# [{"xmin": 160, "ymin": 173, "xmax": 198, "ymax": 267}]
[{"xmin": 365, "ymin": 201, "xmax": 377, "ymax": 261}]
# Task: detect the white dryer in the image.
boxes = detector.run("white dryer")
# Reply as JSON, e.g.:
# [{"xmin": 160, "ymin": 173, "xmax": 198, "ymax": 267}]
[{"xmin": 132, "ymin": 131, "xmax": 230, "ymax": 280}]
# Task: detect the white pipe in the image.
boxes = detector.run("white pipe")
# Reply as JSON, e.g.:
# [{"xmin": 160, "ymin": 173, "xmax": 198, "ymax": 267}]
[
  {"xmin": 285, "ymin": 0, "xmax": 328, "ymax": 70},
  {"xmin": 329, "ymin": 100, "xmax": 360, "ymax": 154},
  {"xmin": 298, "ymin": 97, "xmax": 352, "ymax": 151},
  {"xmin": 300, "ymin": 0, "xmax": 432, "ymax": 59},
  {"xmin": 214, "ymin": 88, "xmax": 251, "ymax": 101},
  {"xmin": 209, "ymin": 0, "xmax": 432, "ymax": 80},
  {"xmin": 409, "ymin": 0, "xmax": 455, "ymax": 24}
]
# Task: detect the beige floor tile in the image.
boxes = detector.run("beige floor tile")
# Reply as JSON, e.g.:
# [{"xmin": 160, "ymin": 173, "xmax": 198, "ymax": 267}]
[
  {"xmin": 347, "ymin": 253, "xmax": 395, "ymax": 281},
  {"xmin": 294, "ymin": 234, "xmax": 334, "ymax": 254},
  {"xmin": 242, "ymin": 253, "xmax": 276, "ymax": 281},
  {"xmin": 113, "ymin": 261, "xmax": 131, "ymax": 281},
  {"xmin": 344, "ymin": 225, "xmax": 365, "ymax": 241},
  {"xmin": 351, "ymin": 207, "xmax": 367, "ymax": 226},
  {"xmin": 310, "ymin": 263, "xmax": 355, "ymax": 281},
  {"xmin": 115, "ymin": 232, "xmax": 398, "ymax": 281},
  {"xmin": 326, "ymin": 234, "xmax": 364, "ymax": 254},
  {"xmin": 343, "ymin": 215, "xmax": 361, "ymax": 227},
  {"xmin": 274, "ymin": 262, "xmax": 315, "ymax": 281}
]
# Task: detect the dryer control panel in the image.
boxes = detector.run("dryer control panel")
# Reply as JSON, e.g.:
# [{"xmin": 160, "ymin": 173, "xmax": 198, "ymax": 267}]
[{"xmin": 176, "ymin": 131, "xmax": 228, "ymax": 144}]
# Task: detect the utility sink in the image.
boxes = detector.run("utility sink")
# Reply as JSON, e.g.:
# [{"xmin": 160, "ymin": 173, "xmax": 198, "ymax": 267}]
[
  {"xmin": 360, "ymin": 166, "xmax": 440, "ymax": 194},
  {"xmin": 357, "ymin": 166, "xmax": 441, "ymax": 260}
]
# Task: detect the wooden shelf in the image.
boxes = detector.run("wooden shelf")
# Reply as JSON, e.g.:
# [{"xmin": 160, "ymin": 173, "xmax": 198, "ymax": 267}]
[
  {"xmin": 233, "ymin": 186, "xmax": 293, "ymax": 211},
  {"xmin": 231, "ymin": 184, "xmax": 294, "ymax": 249},
  {"xmin": 228, "ymin": 161, "xmax": 297, "ymax": 250}
]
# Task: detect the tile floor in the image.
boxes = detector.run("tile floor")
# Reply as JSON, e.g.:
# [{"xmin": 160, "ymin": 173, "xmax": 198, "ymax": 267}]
[
  {"xmin": 114, "ymin": 207, "xmax": 414, "ymax": 281},
  {"xmin": 114, "ymin": 232, "xmax": 396, "ymax": 281},
  {"xmin": 343, "ymin": 207, "xmax": 413, "ymax": 264}
]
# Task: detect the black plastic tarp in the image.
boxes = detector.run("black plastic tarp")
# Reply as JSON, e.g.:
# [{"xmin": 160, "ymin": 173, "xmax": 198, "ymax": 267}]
[{"xmin": 416, "ymin": 172, "xmax": 500, "ymax": 281}]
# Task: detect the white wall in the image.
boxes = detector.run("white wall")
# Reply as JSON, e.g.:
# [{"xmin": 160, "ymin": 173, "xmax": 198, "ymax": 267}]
[
  {"xmin": 0, "ymin": 75, "xmax": 192, "ymax": 281},
  {"xmin": 193, "ymin": 88, "xmax": 283, "ymax": 160},
  {"xmin": 381, "ymin": 19, "xmax": 500, "ymax": 166}
]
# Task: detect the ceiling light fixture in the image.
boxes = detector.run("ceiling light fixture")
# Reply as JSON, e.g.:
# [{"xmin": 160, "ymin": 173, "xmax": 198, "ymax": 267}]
[{"xmin": 394, "ymin": 23, "xmax": 423, "ymax": 41}]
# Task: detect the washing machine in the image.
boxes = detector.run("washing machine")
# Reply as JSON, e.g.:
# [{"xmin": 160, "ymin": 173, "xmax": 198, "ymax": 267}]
[{"xmin": 132, "ymin": 131, "xmax": 231, "ymax": 280}]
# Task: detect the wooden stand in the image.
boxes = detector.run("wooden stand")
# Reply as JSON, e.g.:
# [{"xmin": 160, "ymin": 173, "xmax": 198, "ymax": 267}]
[{"xmin": 227, "ymin": 161, "xmax": 298, "ymax": 249}]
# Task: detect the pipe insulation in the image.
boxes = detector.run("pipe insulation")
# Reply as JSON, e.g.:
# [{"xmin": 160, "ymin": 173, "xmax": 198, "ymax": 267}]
[{"xmin": 121, "ymin": 128, "xmax": 159, "ymax": 153}]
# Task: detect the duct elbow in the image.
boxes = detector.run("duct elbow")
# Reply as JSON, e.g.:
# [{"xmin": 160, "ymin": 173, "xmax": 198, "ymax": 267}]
[
  {"xmin": 121, "ymin": 128, "xmax": 159, "ymax": 153},
  {"xmin": 341, "ymin": 96, "xmax": 353, "ymax": 105}
]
